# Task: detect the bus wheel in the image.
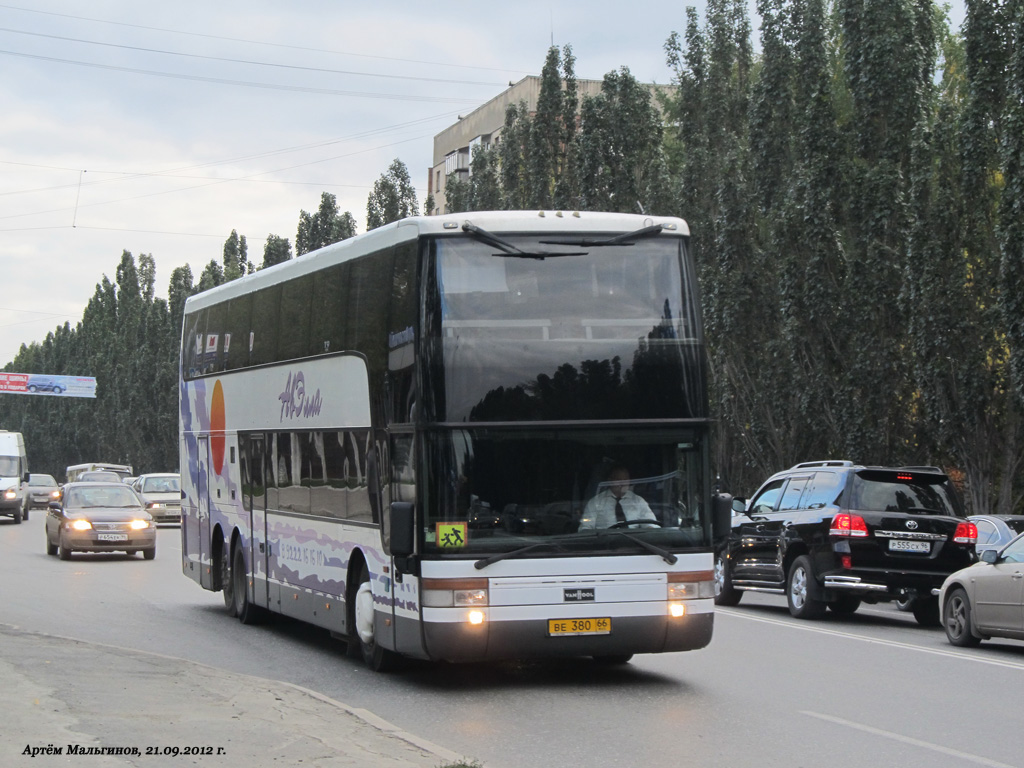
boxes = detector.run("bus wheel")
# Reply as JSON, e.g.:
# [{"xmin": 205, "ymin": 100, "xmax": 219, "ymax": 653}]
[
  {"xmin": 221, "ymin": 542, "xmax": 237, "ymax": 617},
  {"xmin": 592, "ymin": 654, "xmax": 633, "ymax": 665},
  {"xmin": 353, "ymin": 564, "xmax": 397, "ymax": 672},
  {"xmin": 232, "ymin": 545, "xmax": 263, "ymax": 625}
]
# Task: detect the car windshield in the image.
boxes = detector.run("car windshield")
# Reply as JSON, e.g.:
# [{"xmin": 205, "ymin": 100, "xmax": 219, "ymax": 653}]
[
  {"xmin": 66, "ymin": 486, "xmax": 140, "ymax": 508},
  {"xmin": 142, "ymin": 476, "xmax": 180, "ymax": 493},
  {"xmin": 850, "ymin": 471, "xmax": 963, "ymax": 516},
  {"xmin": 29, "ymin": 474, "xmax": 56, "ymax": 486},
  {"xmin": 81, "ymin": 472, "xmax": 120, "ymax": 482}
]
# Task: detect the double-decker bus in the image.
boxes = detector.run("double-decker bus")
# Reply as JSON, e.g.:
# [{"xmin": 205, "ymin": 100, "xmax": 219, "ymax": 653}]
[{"xmin": 180, "ymin": 211, "xmax": 728, "ymax": 670}]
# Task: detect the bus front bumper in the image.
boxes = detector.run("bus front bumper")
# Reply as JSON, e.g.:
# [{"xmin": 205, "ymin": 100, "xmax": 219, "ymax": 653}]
[{"xmin": 420, "ymin": 603, "xmax": 714, "ymax": 663}]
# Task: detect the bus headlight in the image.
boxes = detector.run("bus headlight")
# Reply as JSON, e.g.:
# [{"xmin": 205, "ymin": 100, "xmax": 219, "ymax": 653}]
[
  {"xmin": 668, "ymin": 571, "xmax": 716, "ymax": 600},
  {"xmin": 467, "ymin": 610, "xmax": 486, "ymax": 625},
  {"xmin": 669, "ymin": 603, "xmax": 687, "ymax": 618},
  {"xmin": 421, "ymin": 578, "xmax": 488, "ymax": 608}
]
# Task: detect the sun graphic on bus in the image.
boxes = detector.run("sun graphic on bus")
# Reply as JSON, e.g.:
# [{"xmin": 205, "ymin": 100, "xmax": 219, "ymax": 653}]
[{"xmin": 211, "ymin": 380, "xmax": 226, "ymax": 475}]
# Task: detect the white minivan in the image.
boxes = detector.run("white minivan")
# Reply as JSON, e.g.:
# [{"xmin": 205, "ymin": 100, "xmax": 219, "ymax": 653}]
[{"xmin": 0, "ymin": 431, "xmax": 29, "ymax": 523}]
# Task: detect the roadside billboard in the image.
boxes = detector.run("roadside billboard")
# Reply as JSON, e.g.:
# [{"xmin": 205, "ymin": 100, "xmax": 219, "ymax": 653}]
[{"xmin": 0, "ymin": 372, "xmax": 97, "ymax": 398}]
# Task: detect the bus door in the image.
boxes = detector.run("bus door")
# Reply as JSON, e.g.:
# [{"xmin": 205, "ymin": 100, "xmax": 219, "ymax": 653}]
[
  {"xmin": 196, "ymin": 436, "xmax": 213, "ymax": 589},
  {"xmin": 244, "ymin": 434, "xmax": 270, "ymax": 610}
]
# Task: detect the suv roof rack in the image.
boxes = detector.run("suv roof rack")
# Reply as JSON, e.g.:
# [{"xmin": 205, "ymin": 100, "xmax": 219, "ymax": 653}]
[{"xmin": 790, "ymin": 460, "xmax": 854, "ymax": 469}]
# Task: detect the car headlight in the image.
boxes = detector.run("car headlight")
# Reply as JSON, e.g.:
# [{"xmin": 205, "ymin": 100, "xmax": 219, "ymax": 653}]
[
  {"xmin": 70, "ymin": 519, "xmax": 92, "ymax": 531},
  {"xmin": 3, "ymin": 489, "xmax": 16, "ymax": 500},
  {"xmin": 130, "ymin": 519, "xmax": 151, "ymax": 530},
  {"xmin": 50, "ymin": 490, "xmax": 61, "ymax": 499},
  {"xmin": 147, "ymin": 502, "xmax": 164, "ymax": 509}
]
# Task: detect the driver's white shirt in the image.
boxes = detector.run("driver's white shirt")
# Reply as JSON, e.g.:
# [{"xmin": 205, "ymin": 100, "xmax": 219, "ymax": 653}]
[{"xmin": 579, "ymin": 489, "xmax": 655, "ymax": 529}]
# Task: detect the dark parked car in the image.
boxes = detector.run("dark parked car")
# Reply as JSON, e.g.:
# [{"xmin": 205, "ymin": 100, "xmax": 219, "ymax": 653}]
[
  {"xmin": 940, "ymin": 531, "xmax": 1024, "ymax": 647},
  {"xmin": 45, "ymin": 481, "xmax": 156, "ymax": 560},
  {"xmin": 715, "ymin": 461, "xmax": 977, "ymax": 626}
]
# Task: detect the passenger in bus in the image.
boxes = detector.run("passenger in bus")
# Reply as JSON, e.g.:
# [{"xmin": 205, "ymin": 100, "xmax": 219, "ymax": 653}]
[{"xmin": 578, "ymin": 465, "xmax": 656, "ymax": 529}]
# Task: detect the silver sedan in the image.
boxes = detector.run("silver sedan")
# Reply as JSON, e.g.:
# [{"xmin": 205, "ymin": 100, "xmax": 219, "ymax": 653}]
[{"xmin": 939, "ymin": 532, "xmax": 1024, "ymax": 647}]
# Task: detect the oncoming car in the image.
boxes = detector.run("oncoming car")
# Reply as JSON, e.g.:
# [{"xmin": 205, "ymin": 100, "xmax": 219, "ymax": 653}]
[
  {"xmin": 131, "ymin": 473, "xmax": 181, "ymax": 524},
  {"xmin": 25, "ymin": 473, "xmax": 61, "ymax": 518},
  {"xmin": 45, "ymin": 481, "xmax": 156, "ymax": 560}
]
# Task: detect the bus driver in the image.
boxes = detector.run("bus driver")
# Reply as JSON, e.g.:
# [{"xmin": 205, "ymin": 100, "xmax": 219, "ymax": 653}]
[{"xmin": 579, "ymin": 464, "xmax": 657, "ymax": 529}]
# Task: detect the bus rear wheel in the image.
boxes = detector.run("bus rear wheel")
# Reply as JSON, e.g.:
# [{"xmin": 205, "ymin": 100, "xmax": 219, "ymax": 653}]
[
  {"xmin": 352, "ymin": 563, "xmax": 398, "ymax": 672},
  {"xmin": 232, "ymin": 545, "xmax": 263, "ymax": 624},
  {"xmin": 221, "ymin": 541, "xmax": 237, "ymax": 617}
]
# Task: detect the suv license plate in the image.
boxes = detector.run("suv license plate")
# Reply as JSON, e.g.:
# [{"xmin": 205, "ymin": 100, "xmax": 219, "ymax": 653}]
[
  {"xmin": 889, "ymin": 540, "xmax": 930, "ymax": 553},
  {"xmin": 548, "ymin": 618, "xmax": 611, "ymax": 637},
  {"xmin": 97, "ymin": 533, "xmax": 128, "ymax": 542}
]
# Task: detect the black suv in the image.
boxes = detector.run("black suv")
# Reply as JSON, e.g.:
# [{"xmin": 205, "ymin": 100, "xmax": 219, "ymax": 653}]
[{"xmin": 715, "ymin": 461, "xmax": 977, "ymax": 626}]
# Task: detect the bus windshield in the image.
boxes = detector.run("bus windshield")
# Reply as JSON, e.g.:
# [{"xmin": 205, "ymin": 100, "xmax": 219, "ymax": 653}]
[
  {"xmin": 422, "ymin": 426, "xmax": 711, "ymax": 557},
  {"xmin": 424, "ymin": 233, "xmax": 707, "ymax": 423}
]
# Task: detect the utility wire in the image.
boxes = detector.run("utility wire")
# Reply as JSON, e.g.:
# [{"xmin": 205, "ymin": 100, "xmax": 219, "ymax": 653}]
[
  {"xmin": 0, "ymin": 26, "xmax": 510, "ymax": 87},
  {"xmin": 0, "ymin": 109, "xmax": 461, "ymax": 198},
  {"xmin": 0, "ymin": 3, "xmax": 537, "ymax": 76},
  {"xmin": 0, "ymin": 49, "xmax": 489, "ymax": 103}
]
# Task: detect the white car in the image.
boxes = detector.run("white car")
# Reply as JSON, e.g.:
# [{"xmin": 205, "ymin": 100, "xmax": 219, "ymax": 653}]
[
  {"xmin": 132, "ymin": 473, "xmax": 181, "ymax": 524},
  {"xmin": 939, "ymin": 532, "xmax": 1024, "ymax": 647}
]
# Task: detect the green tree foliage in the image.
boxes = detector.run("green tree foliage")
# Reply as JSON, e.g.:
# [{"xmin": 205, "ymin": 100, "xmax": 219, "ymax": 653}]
[
  {"xmin": 4, "ymin": 26, "xmax": 1024, "ymax": 511},
  {"xmin": 262, "ymin": 234, "xmax": 292, "ymax": 268},
  {"xmin": 296, "ymin": 192, "xmax": 357, "ymax": 255},
  {"xmin": 366, "ymin": 159, "xmax": 419, "ymax": 230},
  {"xmin": 576, "ymin": 67, "xmax": 668, "ymax": 214}
]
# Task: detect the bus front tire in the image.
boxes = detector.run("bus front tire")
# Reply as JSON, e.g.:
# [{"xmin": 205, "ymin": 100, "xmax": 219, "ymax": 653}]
[{"xmin": 352, "ymin": 563, "xmax": 398, "ymax": 672}]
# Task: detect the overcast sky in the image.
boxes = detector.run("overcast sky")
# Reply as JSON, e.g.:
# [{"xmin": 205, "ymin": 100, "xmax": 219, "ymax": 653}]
[{"xmin": 0, "ymin": 1, "xmax": 966, "ymax": 367}]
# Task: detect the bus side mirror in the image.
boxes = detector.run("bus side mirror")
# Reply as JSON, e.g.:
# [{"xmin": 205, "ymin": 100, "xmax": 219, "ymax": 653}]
[
  {"xmin": 390, "ymin": 502, "xmax": 415, "ymax": 558},
  {"xmin": 712, "ymin": 494, "xmax": 733, "ymax": 545}
]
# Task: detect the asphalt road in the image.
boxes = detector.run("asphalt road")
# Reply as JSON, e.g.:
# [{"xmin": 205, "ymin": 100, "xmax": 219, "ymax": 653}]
[{"xmin": 3, "ymin": 510, "xmax": 1023, "ymax": 768}]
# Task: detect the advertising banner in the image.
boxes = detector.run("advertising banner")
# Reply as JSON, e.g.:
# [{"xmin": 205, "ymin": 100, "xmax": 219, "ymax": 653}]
[{"xmin": 0, "ymin": 372, "xmax": 97, "ymax": 398}]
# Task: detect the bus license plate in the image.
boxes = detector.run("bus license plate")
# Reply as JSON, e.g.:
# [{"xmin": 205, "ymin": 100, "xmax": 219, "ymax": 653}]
[
  {"xmin": 889, "ymin": 540, "xmax": 929, "ymax": 553},
  {"xmin": 97, "ymin": 533, "xmax": 128, "ymax": 542},
  {"xmin": 548, "ymin": 618, "xmax": 611, "ymax": 636}
]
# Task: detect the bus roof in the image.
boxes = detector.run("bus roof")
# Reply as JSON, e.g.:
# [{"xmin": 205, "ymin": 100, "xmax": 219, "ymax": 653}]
[{"xmin": 184, "ymin": 211, "xmax": 690, "ymax": 313}]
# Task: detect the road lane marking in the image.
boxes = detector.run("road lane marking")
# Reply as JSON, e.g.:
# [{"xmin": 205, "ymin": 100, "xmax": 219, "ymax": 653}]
[
  {"xmin": 716, "ymin": 608, "xmax": 1024, "ymax": 672},
  {"xmin": 802, "ymin": 711, "xmax": 1017, "ymax": 768}
]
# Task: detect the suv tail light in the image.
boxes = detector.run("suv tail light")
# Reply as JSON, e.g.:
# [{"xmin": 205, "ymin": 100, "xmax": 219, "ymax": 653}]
[
  {"xmin": 953, "ymin": 522, "xmax": 978, "ymax": 544},
  {"xmin": 830, "ymin": 513, "xmax": 869, "ymax": 537}
]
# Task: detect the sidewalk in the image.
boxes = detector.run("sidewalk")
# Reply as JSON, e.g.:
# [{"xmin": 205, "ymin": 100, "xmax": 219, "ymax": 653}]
[{"xmin": 1, "ymin": 625, "xmax": 475, "ymax": 768}]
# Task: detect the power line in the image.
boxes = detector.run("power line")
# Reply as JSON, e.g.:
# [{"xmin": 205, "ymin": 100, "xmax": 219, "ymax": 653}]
[
  {"xmin": 0, "ymin": 134, "xmax": 431, "ymax": 224},
  {"xmin": 0, "ymin": 49, "xmax": 489, "ymax": 103},
  {"xmin": 0, "ymin": 2, "xmax": 537, "ymax": 76},
  {"xmin": 0, "ymin": 26, "xmax": 510, "ymax": 87},
  {"xmin": 0, "ymin": 109, "xmax": 461, "ymax": 198}
]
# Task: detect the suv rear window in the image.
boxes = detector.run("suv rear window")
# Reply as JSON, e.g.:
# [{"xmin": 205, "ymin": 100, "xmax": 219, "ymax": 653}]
[{"xmin": 850, "ymin": 470, "xmax": 962, "ymax": 516}]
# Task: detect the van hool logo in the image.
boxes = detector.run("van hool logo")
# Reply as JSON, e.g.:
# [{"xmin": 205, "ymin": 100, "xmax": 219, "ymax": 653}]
[
  {"xmin": 278, "ymin": 370, "xmax": 323, "ymax": 422},
  {"xmin": 564, "ymin": 588, "xmax": 595, "ymax": 602}
]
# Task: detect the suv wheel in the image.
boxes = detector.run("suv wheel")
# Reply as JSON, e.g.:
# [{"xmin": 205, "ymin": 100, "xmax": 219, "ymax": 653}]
[
  {"xmin": 786, "ymin": 555, "xmax": 826, "ymax": 619},
  {"xmin": 911, "ymin": 596, "xmax": 941, "ymax": 627},
  {"xmin": 714, "ymin": 551, "xmax": 743, "ymax": 606}
]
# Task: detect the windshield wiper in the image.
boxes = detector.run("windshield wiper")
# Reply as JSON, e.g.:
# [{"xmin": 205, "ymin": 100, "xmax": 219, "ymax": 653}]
[
  {"xmin": 606, "ymin": 530, "xmax": 677, "ymax": 565},
  {"xmin": 474, "ymin": 541, "xmax": 565, "ymax": 570},
  {"xmin": 461, "ymin": 222, "xmax": 585, "ymax": 260},
  {"xmin": 540, "ymin": 223, "xmax": 665, "ymax": 247}
]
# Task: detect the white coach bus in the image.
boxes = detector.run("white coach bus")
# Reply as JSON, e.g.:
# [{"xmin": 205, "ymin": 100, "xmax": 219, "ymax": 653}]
[{"xmin": 179, "ymin": 211, "xmax": 729, "ymax": 670}]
